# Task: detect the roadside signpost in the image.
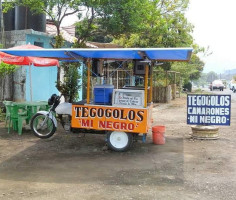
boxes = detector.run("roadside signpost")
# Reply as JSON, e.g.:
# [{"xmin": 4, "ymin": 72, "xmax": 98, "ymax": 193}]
[
  {"xmin": 187, "ymin": 94, "xmax": 231, "ymax": 126},
  {"xmin": 187, "ymin": 94, "xmax": 231, "ymax": 139}
]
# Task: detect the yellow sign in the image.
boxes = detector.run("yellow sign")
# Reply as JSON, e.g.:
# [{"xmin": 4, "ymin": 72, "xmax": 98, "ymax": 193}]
[{"xmin": 71, "ymin": 105, "xmax": 149, "ymax": 133}]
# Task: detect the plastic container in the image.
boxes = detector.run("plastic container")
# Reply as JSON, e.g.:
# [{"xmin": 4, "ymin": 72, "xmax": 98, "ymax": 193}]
[
  {"xmin": 152, "ymin": 126, "xmax": 166, "ymax": 145},
  {"xmin": 94, "ymin": 85, "xmax": 114, "ymax": 105}
]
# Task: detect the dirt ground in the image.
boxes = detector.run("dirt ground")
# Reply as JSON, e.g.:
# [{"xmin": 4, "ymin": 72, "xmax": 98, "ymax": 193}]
[{"xmin": 0, "ymin": 95, "xmax": 235, "ymax": 200}]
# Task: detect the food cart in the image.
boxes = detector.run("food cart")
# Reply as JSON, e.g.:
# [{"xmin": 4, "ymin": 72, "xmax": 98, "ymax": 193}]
[{"xmin": 2, "ymin": 48, "xmax": 192, "ymax": 151}]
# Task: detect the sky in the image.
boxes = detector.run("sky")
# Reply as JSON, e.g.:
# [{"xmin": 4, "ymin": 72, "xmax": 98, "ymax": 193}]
[{"xmin": 186, "ymin": 0, "xmax": 236, "ymax": 74}]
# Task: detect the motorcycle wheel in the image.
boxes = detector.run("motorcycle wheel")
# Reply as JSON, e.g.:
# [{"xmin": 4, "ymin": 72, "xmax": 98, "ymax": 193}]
[{"xmin": 30, "ymin": 113, "xmax": 56, "ymax": 139}]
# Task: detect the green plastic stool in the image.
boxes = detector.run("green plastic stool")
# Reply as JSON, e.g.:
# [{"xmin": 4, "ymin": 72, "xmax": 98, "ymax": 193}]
[
  {"xmin": 3, "ymin": 101, "xmax": 13, "ymax": 128},
  {"xmin": 8, "ymin": 105, "xmax": 29, "ymax": 135}
]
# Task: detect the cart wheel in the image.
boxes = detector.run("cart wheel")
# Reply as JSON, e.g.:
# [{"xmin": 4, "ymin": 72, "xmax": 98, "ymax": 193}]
[{"xmin": 107, "ymin": 131, "xmax": 133, "ymax": 152}]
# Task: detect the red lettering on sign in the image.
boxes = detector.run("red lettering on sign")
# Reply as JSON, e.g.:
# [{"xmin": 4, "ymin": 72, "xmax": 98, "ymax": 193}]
[
  {"xmin": 107, "ymin": 121, "xmax": 112, "ymax": 128},
  {"xmin": 81, "ymin": 119, "xmax": 90, "ymax": 127},
  {"xmin": 81, "ymin": 119, "xmax": 93, "ymax": 127},
  {"xmin": 113, "ymin": 122, "xmax": 119, "ymax": 129},
  {"xmin": 99, "ymin": 121, "xmax": 106, "ymax": 128},
  {"xmin": 121, "ymin": 122, "xmax": 127, "ymax": 130},
  {"xmin": 98, "ymin": 121, "xmax": 135, "ymax": 131},
  {"xmin": 128, "ymin": 123, "xmax": 134, "ymax": 130}
]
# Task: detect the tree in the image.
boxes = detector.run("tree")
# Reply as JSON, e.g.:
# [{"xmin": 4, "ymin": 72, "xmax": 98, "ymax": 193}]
[
  {"xmin": 3, "ymin": 0, "xmax": 152, "ymax": 100},
  {"xmin": 113, "ymin": 0, "xmax": 193, "ymax": 48},
  {"xmin": 206, "ymin": 71, "xmax": 218, "ymax": 83},
  {"xmin": 3, "ymin": 0, "xmax": 205, "ymax": 99},
  {"xmin": 0, "ymin": 62, "xmax": 17, "ymax": 101},
  {"xmin": 111, "ymin": 0, "xmax": 204, "ymax": 85},
  {"xmin": 192, "ymin": 73, "xmax": 207, "ymax": 87},
  {"xmin": 73, "ymin": 0, "xmax": 152, "ymax": 47},
  {"xmin": 3, "ymin": 0, "xmax": 83, "ymax": 44},
  {"xmin": 57, "ymin": 63, "xmax": 81, "ymax": 102}
]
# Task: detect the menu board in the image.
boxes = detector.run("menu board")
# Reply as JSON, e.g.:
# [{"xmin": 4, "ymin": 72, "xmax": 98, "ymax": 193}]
[{"xmin": 113, "ymin": 89, "xmax": 144, "ymax": 107}]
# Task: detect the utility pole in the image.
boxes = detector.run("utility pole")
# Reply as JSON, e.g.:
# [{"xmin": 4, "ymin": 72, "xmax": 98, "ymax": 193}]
[{"xmin": 0, "ymin": 0, "xmax": 5, "ymax": 48}]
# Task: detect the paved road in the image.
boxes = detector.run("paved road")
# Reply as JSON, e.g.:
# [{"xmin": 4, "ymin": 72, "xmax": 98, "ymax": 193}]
[{"xmin": 202, "ymin": 88, "xmax": 236, "ymax": 102}]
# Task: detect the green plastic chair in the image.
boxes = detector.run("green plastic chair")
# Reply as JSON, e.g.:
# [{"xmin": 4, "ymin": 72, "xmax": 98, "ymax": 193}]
[
  {"xmin": 3, "ymin": 101, "xmax": 13, "ymax": 127},
  {"xmin": 38, "ymin": 101, "xmax": 50, "ymax": 111},
  {"xmin": 8, "ymin": 105, "xmax": 29, "ymax": 135}
]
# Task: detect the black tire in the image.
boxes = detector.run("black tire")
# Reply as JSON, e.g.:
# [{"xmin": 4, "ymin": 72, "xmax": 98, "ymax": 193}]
[
  {"xmin": 30, "ymin": 113, "xmax": 56, "ymax": 139},
  {"xmin": 107, "ymin": 131, "xmax": 133, "ymax": 152}
]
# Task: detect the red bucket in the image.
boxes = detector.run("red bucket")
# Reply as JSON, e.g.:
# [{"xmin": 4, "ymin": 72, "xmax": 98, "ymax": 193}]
[{"xmin": 152, "ymin": 126, "xmax": 166, "ymax": 145}]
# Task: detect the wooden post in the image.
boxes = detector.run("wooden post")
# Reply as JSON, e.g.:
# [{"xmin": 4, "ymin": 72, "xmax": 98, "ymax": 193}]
[
  {"xmin": 87, "ymin": 60, "xmax": 91, "ymax": 104},
  {"xmin": 179, "ymin": 76, "xmax": 181, "ymax": 98},
  {"xmin": 166, "ymin": 71, "xmax": 168, "ymax": 87},
  {"xmin": 174, "ymin": 72, "xmax": 176, "ymax": 84},
  {"xmin": 144, "ymin": 64, "xmax": 149, "ymax": 107}
]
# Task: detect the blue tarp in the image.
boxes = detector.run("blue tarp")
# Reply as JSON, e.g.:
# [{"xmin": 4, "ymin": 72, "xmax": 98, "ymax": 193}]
[{"xmin": 1, "ymin": 48, "xmax": 193, "ymax": 61}]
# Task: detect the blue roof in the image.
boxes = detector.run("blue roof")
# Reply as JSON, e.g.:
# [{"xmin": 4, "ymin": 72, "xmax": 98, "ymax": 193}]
[{"xmin": 1, "ymin": 48, "xmax": 193, "ymax": 61}]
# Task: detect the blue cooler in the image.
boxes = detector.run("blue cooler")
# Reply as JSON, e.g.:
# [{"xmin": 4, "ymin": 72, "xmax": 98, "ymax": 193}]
[{"xmin": 94, "ymin": 85, "xmax": 114, "ymax": 105}]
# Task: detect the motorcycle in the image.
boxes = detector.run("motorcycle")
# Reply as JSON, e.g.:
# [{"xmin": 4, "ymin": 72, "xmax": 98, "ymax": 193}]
[
  {"xmin": 30, "ymin": 94, "xmax": 136, "ymax": 151},
  {"xmin": 30, "ymin": 94, "xmax": 73, "ymax": 139}
]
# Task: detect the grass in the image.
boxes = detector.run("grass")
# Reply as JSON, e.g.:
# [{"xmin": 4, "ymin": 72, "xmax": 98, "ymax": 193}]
[{"xmin": 192, "ymin": 88, "xmax": 211, "ymax": 94}]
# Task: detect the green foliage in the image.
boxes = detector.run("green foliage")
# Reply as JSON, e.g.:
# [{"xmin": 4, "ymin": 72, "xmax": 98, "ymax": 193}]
[
  {"xmin": 3, "ymin": 0, "xmax": 205, "ymax": 97},
  {"xmin": 183, "ymin": 82, "xmax": 192, "ymax": 92},
  {"xmin": 0, "ymin": 62, "xmax": 17, "ymax": 77},
  {"xmin": 233, "ymin": 75, "xmax": 236, "ymax": 81},
  {"xmin": 192, "ymin": 73, "xmax": 207, "ymax": 87},
  {"xmin": 56, "ymin": 63, "xmax": 81, "ymax": 103},
  {"xmin": 54, "ymin": 35, "xmax": 65, "ymax": 48},
  {"xmin": 206, "ymin": 71, "xmax": 218, "ymax": 83},
  {"xmin": 171, "ymin": 45, "xmax": 204, "ymax": 84},
  {"xmin": 73, "ymin": 0, "xmax": 151, "ymax": 46},
  {"xmin": 113, "ymin": 0, "xmax": 193, "ymax": 48},
  {"xmin": 110, "ymin": 0, "xmax": 204, "ymax": 84}
]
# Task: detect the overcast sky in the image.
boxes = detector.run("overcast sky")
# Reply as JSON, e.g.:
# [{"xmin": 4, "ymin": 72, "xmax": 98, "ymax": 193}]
[{"xmin": 186, "ymin": 0, "xmax": 236, "ymax": 74}]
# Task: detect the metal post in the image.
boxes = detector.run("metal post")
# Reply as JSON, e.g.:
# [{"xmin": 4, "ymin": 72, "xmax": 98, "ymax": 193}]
[
  {"xmin": 144, "ymin": 64, "xmax": 149, "ymax": 107},
  {"xmin": 29, "ymin": 64, "xmax": 33, "ymax": 101},
  {"xmin": 149, "ymin": 64, "xmax": 153, "ymax": 103},
  {"xmin": 87, "ymin": 60, "xmax": 91, "ymax": 104},
  {"xmin": 116, "ymin": 70, "xmax": 119, "ymax": 89}
]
